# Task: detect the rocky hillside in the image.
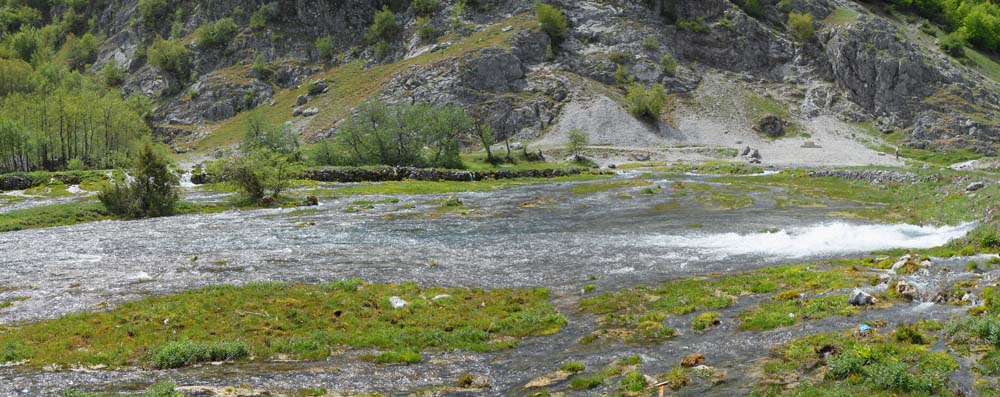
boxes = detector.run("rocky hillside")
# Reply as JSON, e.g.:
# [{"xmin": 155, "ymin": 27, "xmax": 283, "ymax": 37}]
[{"xmin": 80, "ymin": 0, "xmax": 1000, "ymax": 165}]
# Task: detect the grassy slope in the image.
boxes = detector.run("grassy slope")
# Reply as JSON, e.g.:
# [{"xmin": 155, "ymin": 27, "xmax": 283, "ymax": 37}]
[{"xmin": 183, "ymin": 14, "xmax": 536, "ymax": 154}]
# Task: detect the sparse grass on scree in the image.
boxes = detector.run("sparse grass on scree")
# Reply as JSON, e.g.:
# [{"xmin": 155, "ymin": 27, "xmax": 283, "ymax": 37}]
[
  {"xmin": 186, "ymin": 13, "xmax": 536, "ymax": 153},
  {"xmin": 0, "ymin": 280, "xmax": 565, "ymax": 369}
]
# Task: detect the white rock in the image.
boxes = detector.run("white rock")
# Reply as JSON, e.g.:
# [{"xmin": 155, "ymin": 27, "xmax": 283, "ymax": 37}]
[{"xmin": 390, "ymin": 296, "xmax": 408, "ymax": 308}]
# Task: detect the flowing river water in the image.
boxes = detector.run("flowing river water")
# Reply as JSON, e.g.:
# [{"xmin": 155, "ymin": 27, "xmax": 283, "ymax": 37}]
[{"xmin": 0, "ymin": 174, "xmax": 980, "ymax": 395}]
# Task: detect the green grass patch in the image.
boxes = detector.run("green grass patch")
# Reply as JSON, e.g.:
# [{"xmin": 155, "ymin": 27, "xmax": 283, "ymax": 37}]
[
  {"xmin": 671, "ymin": 181, "xmax": 756, "ymax": 210},
  {"xmin": 739, "ymin": 295, "xmax": 861, "ymax": 331},
  {"xmin": 0, "ymin": 280, "xmax": 565, "ymax": 369},
  {"xmin": 714, "ymin": 169, "xmax": 998, "ymax": 225},
  {"xmin": 754, "ymin": 328, "xmax": 958, "ymax": 396},
  {"xmin": 580, "ymin": 264, "xmax": 865, "ymax": 342},
  {"xmin": 965, "ymin": 47, "xmax": 1000, "ymax": 84},
  {"xmin": 692, "ymin": 311, "xmax": 721, "ymax": 331},
  {"xmin": 0, "ymin": 201, "xmax": 231, "ymax": 233},
  {"xmin": 822, "ymin": 7, "xmax": 860, "ymax": 25}
]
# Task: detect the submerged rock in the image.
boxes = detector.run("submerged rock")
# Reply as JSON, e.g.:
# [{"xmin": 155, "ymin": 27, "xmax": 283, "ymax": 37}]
[
  {"xmin": 894, "ymin": 281, "xmax": 920, "ymax": 301},
  {"xmin": 848, "ymin": 289, "xmax": 877, "ymax": 306}
]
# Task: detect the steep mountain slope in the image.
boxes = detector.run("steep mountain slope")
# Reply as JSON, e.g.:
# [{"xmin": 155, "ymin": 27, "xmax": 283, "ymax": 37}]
[{"xmin": 76, "ymin": 0, "xmax": 1000, "ymax": 165}]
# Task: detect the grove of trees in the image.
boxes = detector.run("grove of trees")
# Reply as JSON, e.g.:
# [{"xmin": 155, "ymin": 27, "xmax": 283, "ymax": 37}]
[{"xmin": 878, "ymin": 0, "xmax": 1000, "ymax": 53}]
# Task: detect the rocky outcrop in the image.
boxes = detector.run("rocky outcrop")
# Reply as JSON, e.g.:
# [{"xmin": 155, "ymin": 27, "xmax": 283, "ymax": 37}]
[
  {"xmin": 460, "ymin": 49, "xmax": 527, "ymax": 93},
  {"xmin": 0, "ymin": 175, "xmax": 34, "ymax": 191},
  {"xmin": 807, "ymin": 169, "xmax": 938, "ymax": 184},
  {"xmin": 302, "ymin": 166, "xmax": 590, "ymax": 183},
  {"xmin": 822, "ymin": 18, "xmax": 952, "ymax": 124},
  {"xmin": 158, "ymin": 78, "xmax": 274, "ymax": 125}
]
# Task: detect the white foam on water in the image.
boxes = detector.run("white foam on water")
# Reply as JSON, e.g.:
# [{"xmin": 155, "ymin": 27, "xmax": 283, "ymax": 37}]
[{"xmin": 646, "ymin": 222, "xmax": 977, "ymax": 259}]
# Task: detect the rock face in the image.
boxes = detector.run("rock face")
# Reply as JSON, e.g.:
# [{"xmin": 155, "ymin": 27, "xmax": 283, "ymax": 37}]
[
  {"xmin": 823, "ymin": 18, "xmax": 948, "ymax": 123},
  {"xmin": 460, "ymin": 49, "xmax": 527, "ymax": 93},
  {"xmin": 159, "ymin": 78, "xmax": 274, "ymax": 125}
]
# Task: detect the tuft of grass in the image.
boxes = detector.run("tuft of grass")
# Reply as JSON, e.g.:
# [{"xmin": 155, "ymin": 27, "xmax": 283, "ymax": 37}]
[
  {"xmin": 150, "ymin": 340, "xmax": 250, "ymax": 369},
  {"xmin": 570, "ymin": 374, "xmax": 604, "ymax": 390},
  {"xmin": 0, "ymin": 281, "xmax": 565, "ymax": 369},
  {"xmin": 560, "ymin": 361, "xmax": 585, "ymax": 373},
  {"xmin": 692, "ymin": 311, "xmax": 721, "ymax": 331},
  {"xmin": 620, "ymin": 370, "xmax": 648, "ymax": 392},
  {"xmin": 373, "ymin": 350, "xmax": 422, "ymax": 364}
]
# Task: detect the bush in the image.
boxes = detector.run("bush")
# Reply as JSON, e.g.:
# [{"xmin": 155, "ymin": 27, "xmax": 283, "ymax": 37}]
[
  {"xmin": 788, "ymin": 12, "xmax": 815, "ymax": 42},
  {"xmin": 146, "ymin": 37, "xmax": 191, "ymax": 79},
  {"xmin": 151, "ymin": 340, "xmax": 250, "ymax": 369},
  {"xmin": 100, "ymin": 61, "xmax": 126, "ymax": 86},
  {"xmin": 625, "ymin": 83, "xmax": 667, "ymax": 120},
  {"xmin": 738, "ymin": 0, "xmax": 764, "ymax": 19},
  {"xmin": 940, "ymin": 31, "xmax": 967, "ymax": 57},
  {"xmin": 196, "ymin": 18, "xmax": 239, "ymax": 49},
  {"xmin": 566, "ymin": 128, "xmax": 589, "ymax": 159},
  {"xmin": 59, "ymin": 32, "xmax": 98, "ymax": 70},
  {"xmin": 210, "ymin": 149, "xmax": 303, "ymax": 203},
  {"xmin": 249, "ymin": 2, "xmax": 278, "ymax": 31},
  {"xmin": 535, "ymin": 1, "xmax": 568, "ymax": 42},
  {"xmin": 365, "ymin": 6, "xmax": 400, "ymax": 44},
  {"xmin": 642, "ymin": 35, "xmax": 660, "ymax": 50},
  {"xmin": 139, "ymin": 0, "xmax": 170, "ymax": 27},
  {"xmin": 243, "ymin": 111, "xmax": 299, "ymax": 154},
  {"xmin": 315, "ymin": 35, "xmax": 334, "ymax": 61},
  {"xmin": 981, "ymin": 230, "xmax": 1000, "ymax": 249},
  {"xmin": 252, "ymin": 54, "xmax": 272, "ymax": 79},
  {"xmin": 660, "ymin": 53, "xmax": 678, "ymax": 75},
  {"xmin": 98, "ymin": 143, "xmax": 178, "ymax": 218},
  {"xmin": 417, "ymin": 16, "xmax": 437, "ymax": 43},
  {"xmin": 412, "ymin": 0, "xmax": 440, "ymax": 16}
]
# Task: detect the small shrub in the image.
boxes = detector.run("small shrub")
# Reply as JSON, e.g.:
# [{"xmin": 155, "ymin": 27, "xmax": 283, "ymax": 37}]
[
  {"xmin": 146, "ymin": 37, "xmax": 191, "ymax": 79},
  {"xmin": 98, "ymin": 143, "xmax": 178, "ymax": 218},
  {"xmin": 374, "ymin": 40, "xmax": 392, "ymax": 60},
  {"xmin": 249, "ymin": 2, "xmax": 278, "ymax": 31},
  {"xmin": 621, "ymin": 371, "xmax": 648, "ymax": 392},
  {"xmin": 625, "ymin": 83, "xmax": 667, "ymax": 120},
  {"xmin": 614, "ymin": 64, "xmax": 632, "ymax": 86},
  {"xmin": 315, "ymin": 35, "xmax": 334, "ymax": 61},
  {"xmin": 677, "ymin": 17, "xmax": 708, "ymax": 33},
  {"xmin": 660, "ymin": 53, "xmax": 678, "ymax": 75},
  {"xmin": 366, "ymin": 6, "xmax": 401, "ymax": 44},
  {"xmin": 895, "ymin": 323, "xmax": 930, "ymax": 345},
  {"xmin": 412, "ymin": 0, "xmax": 440, "ymax": 16},
  {"xmin": 252, "ymin": 54, "xmax": 272, "ymax": 79},
  {"xmin": 560, "ymin": 361, "xmax": 585, "ymax": 373},
  {"xmin": 566, "ymin": 128, "xmax": 589, "ymax": 159},
  {"xmin": 151, "ymin": 340, "xmax": 250, "ymax": 369},
  {"xmin": 642, "ymin": 35, "xmax": 660, "ymax": 50},
  {"xmin": 196, "ymin": 17, "xmax": 238, "ymax": 49},
  {"xmin": 417, "ymin": 16, "xmax": 437, "ymax": 43},
  {"xmin": 788, "ymin": 12, "xmax": 815, "ymax": 42},
  {"xmin": 66, "ymin": 158, "xmax": 86, "ymax": 171},
  {"xmin": 535, "ymin": 1, "xmax": 568, "ymax": 42},
  {"xmin": 981, "ymin": 230, "xmax": 1000, "ymax": 249},
  {"xmin": 738, "ymin": 0, "xmax": 764, "ymax": 18},
  {"xmin": 940, "ymin": 31, "xmax": 966, "ymax": 58},
  {"xmin": 100, "ymin": 61, "xmax": 127, "ymax": 86}
]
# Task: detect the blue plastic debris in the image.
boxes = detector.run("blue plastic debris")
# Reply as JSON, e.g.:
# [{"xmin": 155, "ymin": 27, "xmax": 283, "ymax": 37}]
[{"xmin": 859, "ymin": 324, "xmax": 873, "ymax": 333}]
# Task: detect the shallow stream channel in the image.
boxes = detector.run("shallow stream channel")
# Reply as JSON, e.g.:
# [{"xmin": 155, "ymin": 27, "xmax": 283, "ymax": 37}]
[{"xmin": 0, "ymin": 172, "xmax": 981, "ymax": 396}]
